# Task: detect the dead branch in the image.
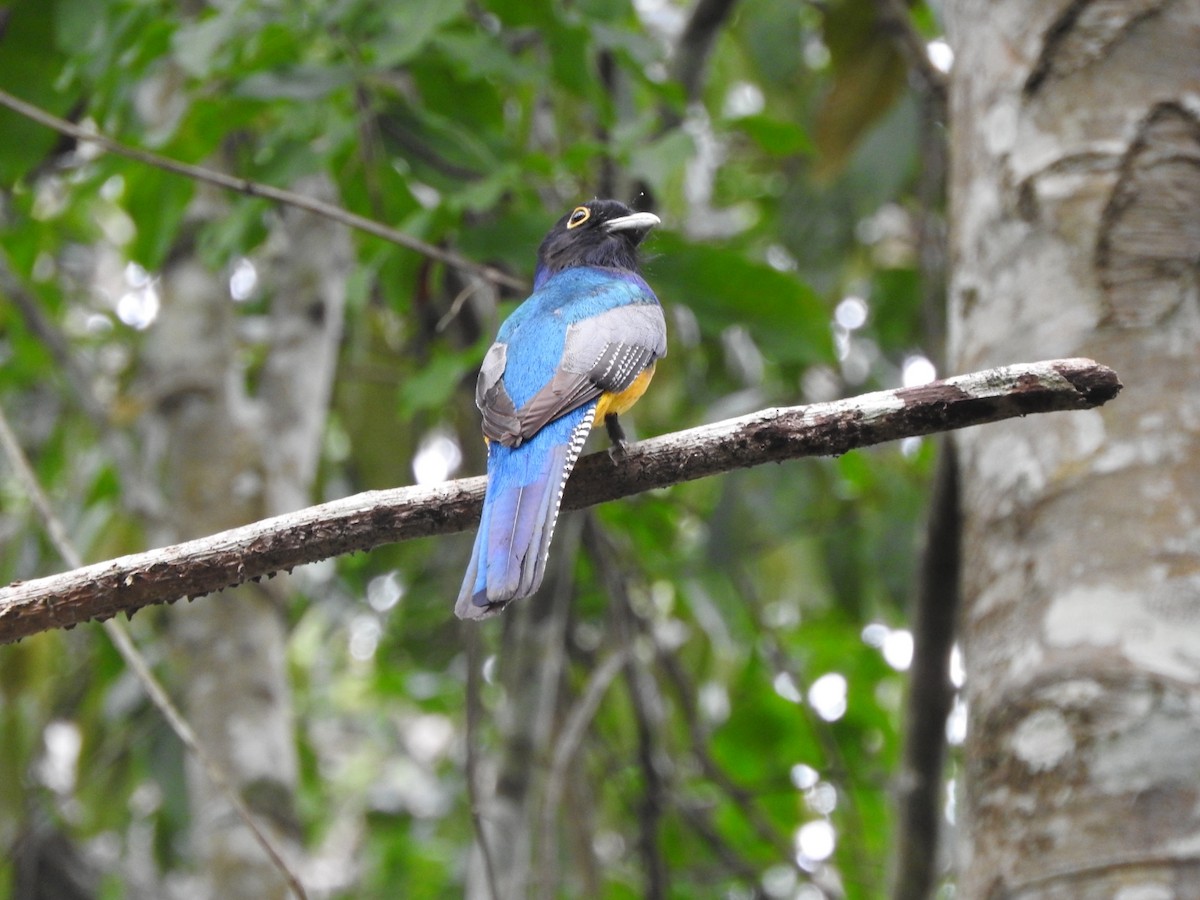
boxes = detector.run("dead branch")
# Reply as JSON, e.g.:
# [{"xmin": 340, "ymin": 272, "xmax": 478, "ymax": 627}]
[{"xmin": 0, "ymin": 358, "xmax": 1120, "ymax": 644}]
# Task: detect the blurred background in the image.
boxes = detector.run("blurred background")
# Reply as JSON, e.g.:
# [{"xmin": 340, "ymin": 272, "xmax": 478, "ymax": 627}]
[{"xmin": 0, "ymin": 0, "xmax": 955, "ymax": 897}]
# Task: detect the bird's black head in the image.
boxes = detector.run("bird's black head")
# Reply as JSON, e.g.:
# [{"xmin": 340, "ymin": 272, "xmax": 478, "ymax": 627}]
[{"xmin": 534, "ymin": 199, "xmax": 660, "ymax": 287}]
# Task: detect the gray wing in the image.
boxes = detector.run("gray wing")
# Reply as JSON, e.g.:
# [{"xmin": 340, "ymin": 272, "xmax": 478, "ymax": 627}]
[
  {"xmin": 477, "ymin": 343, "xmax": 521, "ymax": 442},
  {"xmin": 477, "ymin": 303, "xmax": 667, "ymax": 448}
]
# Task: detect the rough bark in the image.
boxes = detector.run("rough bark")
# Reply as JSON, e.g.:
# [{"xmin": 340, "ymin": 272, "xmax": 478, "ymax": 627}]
[
  {"xmin": 944, "ymin": 0, "xmax": 1200, "ymax": 895},
  {"xmin": 0, "ymin": 359, "xmax": 1119, "ymax": 645}
]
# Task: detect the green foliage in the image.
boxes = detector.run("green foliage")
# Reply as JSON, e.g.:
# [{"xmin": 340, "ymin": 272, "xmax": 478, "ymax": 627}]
[
  {"xmin": 649, "ymin": 233, "xmax": 833, "ymax": 366},
  {"xmin": 814, "ymin": 0, "xmax": 909, "ymax": 179},
  {"xmin": 0, "ymin": 0, "xmax": 944, "ymax": 896},
  {"xmin": 0, "ymin": 2, "xmax": 78, "ymax": 183}
]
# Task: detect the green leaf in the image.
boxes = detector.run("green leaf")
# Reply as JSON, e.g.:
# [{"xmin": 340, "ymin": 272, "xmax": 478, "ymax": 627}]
[
  {"xmin": 196, "ymin": 197, "xmax": 271, "ymax": 270},
  {"xmin": 123, "ymin": 165, "xmax": 195, "ymax": 270},
  {"xmin": 648, "ymin": 233, "xmax": 834, "ymax": 365},
  {"xmin": 171, "ymin": 9, "xmax": 244, "ymax": 78},
  {"xmin": 433, "ymin": 30, "xmax": 540, "ymax": 83},
  {"xmin": 369, "ymin": 0, "xmax": 467, "ymax": 67},
  {"xmin": 734, "ymin": 113, "xmax": 813, "ymax": 157},
  {"xmin": 813, "ymin": 0, "xmax": 907, "ymax": 178},
  {"xmin": 234, "ymin": 65, "xmax": 357, "ymax": 102},
  {"xmin": 396, "ymin": 350, "xmax": 473, "ymax": 419},
  {"xmin": 0, "ymin": 1, "xmax": 78, "ymax": 184},
  {"xmin": 626, "ymin": 130, "xmax": 694, "ymax": 196}
]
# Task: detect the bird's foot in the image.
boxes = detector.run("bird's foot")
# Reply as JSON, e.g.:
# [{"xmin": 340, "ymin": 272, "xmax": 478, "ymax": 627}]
[{"xmin": 605, "ymin": 413, "xmax": 629, "ymax": 461}]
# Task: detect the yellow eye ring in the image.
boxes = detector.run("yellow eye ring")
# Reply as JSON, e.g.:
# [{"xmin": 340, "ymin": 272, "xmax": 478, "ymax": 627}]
[{"xmin": 566, "ymin": 206, "xmax": 590, "ymax": 229}]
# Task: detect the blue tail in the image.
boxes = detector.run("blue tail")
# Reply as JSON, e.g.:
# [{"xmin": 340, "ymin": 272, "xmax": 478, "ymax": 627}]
[{"xmin": 455, "ymin": 404, "xmax": 596, "ymax": 619}]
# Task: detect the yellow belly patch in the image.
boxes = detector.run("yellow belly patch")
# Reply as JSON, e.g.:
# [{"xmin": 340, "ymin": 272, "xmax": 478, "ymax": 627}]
[{"xmin": 594, "ymin": 363, "xmax": 656, "ymax": 424}]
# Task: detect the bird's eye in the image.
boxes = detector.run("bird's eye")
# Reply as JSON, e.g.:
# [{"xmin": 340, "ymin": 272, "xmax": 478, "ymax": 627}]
[{"xmin": 566, "ymin": 206, "xmax": 590, "ymax": 229}]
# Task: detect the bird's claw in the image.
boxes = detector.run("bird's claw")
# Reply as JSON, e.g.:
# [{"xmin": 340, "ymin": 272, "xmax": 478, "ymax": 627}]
[{"xmin": 605, "ymin": 413, "xmax": 629, "ymax": 461}]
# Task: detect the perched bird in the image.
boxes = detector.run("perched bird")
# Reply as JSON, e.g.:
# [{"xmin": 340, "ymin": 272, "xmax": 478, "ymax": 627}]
[{"xmin": 455, "ymin": 199, "xmax": 666, "ymax": 620}]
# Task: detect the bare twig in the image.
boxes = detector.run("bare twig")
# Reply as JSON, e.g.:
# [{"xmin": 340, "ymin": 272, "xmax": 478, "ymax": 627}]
[
  {"xmin": 880, "ymin": 2, "xmax": 954, "ymax": 889},
  {"xmin": 0, "ymin": 418, "xmax": 80, "ymax": 570},
  {"xmin": 590, "ymin": 524, "xmax": 669, "ymax": 899},
  {"xmin": 0, "ymin": 358, "xmax": 1121, "ymax": 644},
  {"xmin": 739, "ymin": 566, "xmax": 876, "ymax": 886},
  {"xmin": 657, "ymin": 651, "xmax": 796, "ymax": 861},
  {"xmin": 584, "ymin": 516, "xmax": 792, "ymax": 889},
  {"xmin": 673, "ymin": 0, "xmax": 742, "ymax": 103},
  {"xmin": 890, "ymin": 441, "xmax": 960, "ymax": 900},
  {"xmin": 3, "ymin": 275, "xmax": 106, "ymax": 435},
  {"xmin": 675, "ymin": 800, "xmax": 764, "ymax": 883},
  {"xmin": 873, "ymin": 0, "xmax": 948, "ymax": 113},
  {"xmin": 0, "ymin": 88, "xmax": 526, "ymax": 292},
  {"xmin": 435, "ymin": 277, "xmax": 491, "ymax": 333},
  {"xmin": 0, "ymin": 259, "xmax": 166, "ymax": 521},
  {"xmin": 538, "ymin": 647, "xmax": 629, "ymax": 900},
  {"xmin": 0, "ymin": 406, "xmax": 307, "ymax": 900},
  {"xmin": 464, "ymin": 625, "xmax": 501, "ymax": 900},
  {"xmin": 488, "ymin": 519, "xmax": 580, "ymax": 899},
  {"xmin": 600, "ymin": 533, "xmax": 797, "ymax": 865}
]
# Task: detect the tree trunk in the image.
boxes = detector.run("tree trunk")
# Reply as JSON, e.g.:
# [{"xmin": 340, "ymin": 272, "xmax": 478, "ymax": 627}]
[
  {"xmin": 945, "ymin": 0, "xmax": 1200, "ymax": 895},
  {"xmin": 142, "ymin": 176, "xmax": 348, "ymax": 898}
]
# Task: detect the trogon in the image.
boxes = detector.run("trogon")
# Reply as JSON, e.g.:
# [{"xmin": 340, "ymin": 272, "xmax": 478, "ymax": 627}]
[{"xmin": 455, "ymin": 199, "xmax": 666, "ymax": 620}]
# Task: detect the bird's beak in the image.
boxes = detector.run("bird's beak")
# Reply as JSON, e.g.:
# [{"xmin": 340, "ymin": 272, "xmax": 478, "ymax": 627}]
[{"xmin": 604, "ymin": 211, "xmax": 661, "ymax": 234}]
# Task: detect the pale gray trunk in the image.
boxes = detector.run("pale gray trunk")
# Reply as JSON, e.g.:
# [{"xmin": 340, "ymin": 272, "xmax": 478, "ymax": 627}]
[
  {"xmin": 945, "ymin": 0, "xmax": 1200, "ymax": 895},
  {"xmin": 142, "ymin": 177, "xmax": 348, "ymax": 898}
]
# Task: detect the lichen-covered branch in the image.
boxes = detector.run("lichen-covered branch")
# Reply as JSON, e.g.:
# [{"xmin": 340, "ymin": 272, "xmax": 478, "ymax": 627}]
[{"xmin": 0, "ymin": 358, "xmax": 1120, "ymax": 644}]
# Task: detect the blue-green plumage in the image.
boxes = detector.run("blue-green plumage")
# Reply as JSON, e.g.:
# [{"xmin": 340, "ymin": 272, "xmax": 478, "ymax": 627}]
[
  {"xmin": 456, "ymin": 201, "xmax": 666, "ymax": 620},
  {"xmin": 497, "ymin": 268, "xmax": 657, "ymax": 409}
]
